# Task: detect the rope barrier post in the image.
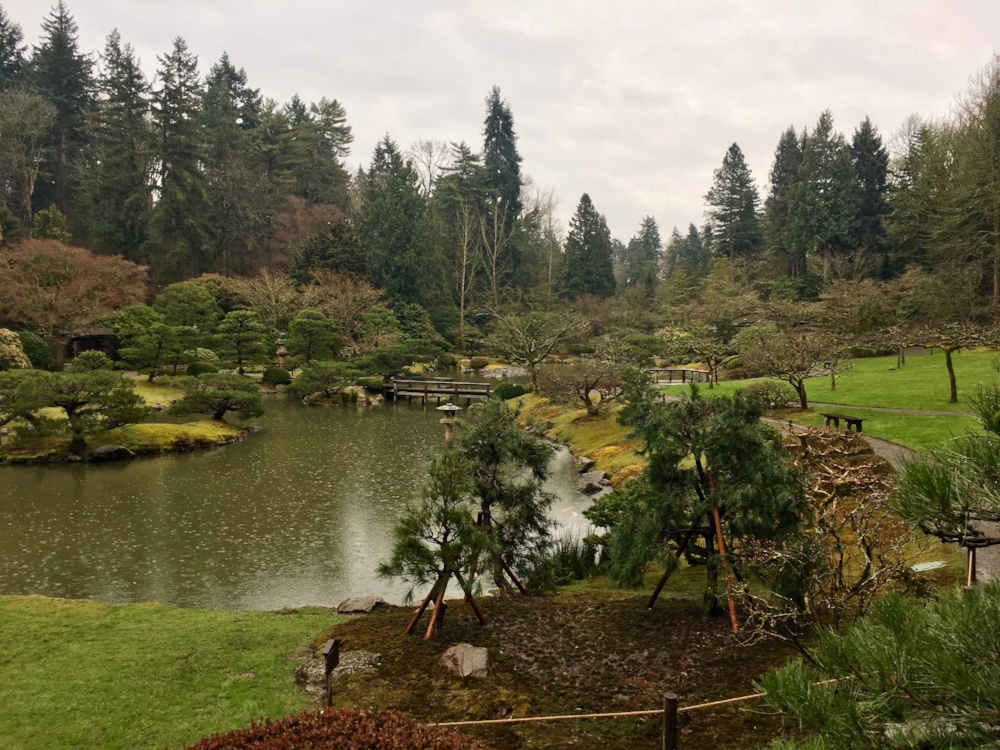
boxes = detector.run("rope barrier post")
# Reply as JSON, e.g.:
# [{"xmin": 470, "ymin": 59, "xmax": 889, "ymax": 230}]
[{"xmin": 663, "ymin": 693, "xmax": 678, "ymax": 750}]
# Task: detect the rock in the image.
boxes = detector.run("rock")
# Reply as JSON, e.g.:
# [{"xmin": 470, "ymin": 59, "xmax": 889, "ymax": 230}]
[
  {"xmin": 579, "ymin": 471, "xmax": 609, "ymax": 494},
  {"xmin": 67, "ymin": 454, "xmax": 82, "ymax": 462},
  {"xmin": 246, "ymin": 425, "xmax": 263, "ymax": 434},
  {"xmin": 295, "ymin": 650, "xmax": 382, "ymax": 697},
  {"xmin": 440, "ymin": 643, "xmax": 488, "ymax": 679},
  {"xmin": 574, "ymin": 456, "xmax": 596, "ymax": 473},
  {"xmin": 336, "ymin": 595, "xmax": 384, "ymax": 615},
  {"xmin": 89, "ymin": 445, "xmax": 135, "ymax": 462}
]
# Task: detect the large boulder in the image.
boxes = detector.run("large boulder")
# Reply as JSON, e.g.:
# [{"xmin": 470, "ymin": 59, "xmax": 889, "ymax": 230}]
[
  {"xmin": 89, "ymin": 445, "xmax": 135, "ymax": 462},
  {"xmin": 579, "ymin": 471, "xmax": 610, "ymax": 494},
  {"xmin": 336, "ymin": 595, "xmax": 384, "ymax": 615},
  {"xmin": 440, "ymin": 643, "xmax": 488, "ymax": 679},
  {"xmin": 574, "ymin": 456, "xmax": 596, "ymax": 473}
]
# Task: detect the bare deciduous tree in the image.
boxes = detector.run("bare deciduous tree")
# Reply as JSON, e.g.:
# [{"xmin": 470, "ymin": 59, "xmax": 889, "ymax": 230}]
[
  {"xmin": 405, "ymin": 139, "xmax": 450, "ymax": 196},
  {"xmin": 303, "ymin": 269, "xmax": 385, "ymax": 340},
  {"xmin": 0, "ymin": 88, "xmax": 55, "ymax": 224},
  {"xmin": 488, "ymin": 310, "xmax": 587, "ymax": 389}
]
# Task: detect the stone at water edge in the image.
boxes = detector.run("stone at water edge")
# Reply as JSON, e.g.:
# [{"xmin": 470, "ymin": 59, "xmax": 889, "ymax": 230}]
[
  {"xmin": 89, "ymin": 445, "xmax": 136, "ymax": 462},
  {"xmin": 574, "ymin": 456, "xmax": 596, "ymax": 473},
  {"xmin": 336, "ymin": 595, "xmax": 384, "ymax": 615},
  {"xmin": 579, "ymin": 471, "xmax": 610, "ymax": 494},
  {"xmin": 440, "ymin": 643, "xmax": 489, "ymax": 679}
]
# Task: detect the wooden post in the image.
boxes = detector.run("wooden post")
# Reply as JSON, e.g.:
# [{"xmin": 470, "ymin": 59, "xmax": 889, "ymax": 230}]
[
  {"xmin": 647, "ymin": 518, "xmax": 702, "ymax": 609},
  {"xmin": 454, "ymin": 570, "xmax": 487, "ymax": 625},
  {"xmin": 500, "ymin": 557, "xmax": 528, "ymax": 595},
  {"xmin": 712, "ymin": 507, "xmax": 739, "ymax": 634},
  {"xmin": 423, "ymin": 381, "xmax": 428, "ymax": 405},
  {"xmin": 968, "ymin": 546, "xmax": 977, "ymax": 586},
  {"xmin": 424, "ymin": 578, "xmax": 448, "ymax": 639},
  {"xmin": 406, "ymin": 585, "xmax": 438, "ymax": 635},
  {"xmin": 662, "ymin": 693, "xmax": 678, "ymax": 750}
]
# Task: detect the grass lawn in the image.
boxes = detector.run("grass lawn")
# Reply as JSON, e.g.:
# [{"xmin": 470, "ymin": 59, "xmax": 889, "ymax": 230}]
[
  {"xmin": 0, "ymin": 596, "xmax": 344, "ymax": 750},
  {"xmin": 130, "ymin": 376, "xmax": 188, "ymax": 408},
  {"xmin": 785, "ymin": 408, "xmax": 979, "ymax": 455}
]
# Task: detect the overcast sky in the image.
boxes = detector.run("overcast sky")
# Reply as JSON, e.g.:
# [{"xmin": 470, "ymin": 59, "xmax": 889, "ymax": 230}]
[{"xmin": 7, "ymin": 1, "xmax": 1000, "ymax": 240}]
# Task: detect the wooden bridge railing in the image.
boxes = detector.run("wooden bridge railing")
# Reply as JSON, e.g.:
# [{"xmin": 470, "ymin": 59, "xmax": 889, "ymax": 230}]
[{"xmin": 384, "ymin": 378, "xmax": 491, "ymax": 404}]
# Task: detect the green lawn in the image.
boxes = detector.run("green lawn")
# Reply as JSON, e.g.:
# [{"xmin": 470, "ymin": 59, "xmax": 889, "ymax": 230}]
[
  {"xmin": 661, "ymin": 349, "xmax": 999, "ymax": 453},
  {"xmin": 0, "ymin": 596, "xmax": 343, "ymax": 750}
]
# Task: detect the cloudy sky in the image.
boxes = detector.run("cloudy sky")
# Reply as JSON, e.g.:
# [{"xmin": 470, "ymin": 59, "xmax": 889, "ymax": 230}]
[{"xmin": 7, "ymin": 1, "xmax": 1000, "ymax": 240}]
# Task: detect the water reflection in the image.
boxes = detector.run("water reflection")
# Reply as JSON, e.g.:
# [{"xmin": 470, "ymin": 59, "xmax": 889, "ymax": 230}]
[{"xmin": 0, "ymin": 398, "xmax": 593, "ymax": 609}]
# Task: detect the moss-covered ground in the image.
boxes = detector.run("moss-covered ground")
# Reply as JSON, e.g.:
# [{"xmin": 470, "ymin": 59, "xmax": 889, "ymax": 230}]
[
  {"xmin": 314, "ymin": 570, "xmax": 804, "ymax": 750},
  {"xmin": 0, "ymin": 596, "xmax": 346, "ymax": 750}
]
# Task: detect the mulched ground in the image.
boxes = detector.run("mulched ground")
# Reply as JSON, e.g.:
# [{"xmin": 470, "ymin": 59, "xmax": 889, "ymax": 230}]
[{"xmin": 312, "ymin": 587, "xmax": 806, "ymax": 749}]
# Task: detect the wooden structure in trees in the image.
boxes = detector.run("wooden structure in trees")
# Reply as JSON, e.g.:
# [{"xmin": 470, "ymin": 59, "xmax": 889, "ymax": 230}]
[
  {"xmin": 645, "ymin": 368, "xmax": 710, "ymax": 385},
  {"xmin": 821, "ymin": 413, "xmax": 865, "ymax": 432},
  {"xmin": 384, "ymin": 378, "xmax": 491, "ymax": 404}
]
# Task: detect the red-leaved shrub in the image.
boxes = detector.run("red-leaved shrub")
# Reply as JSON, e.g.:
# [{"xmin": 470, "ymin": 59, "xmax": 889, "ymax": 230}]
[{"xmin": 184, "ymin": 708, "xmax": 491, "ymax": 750}]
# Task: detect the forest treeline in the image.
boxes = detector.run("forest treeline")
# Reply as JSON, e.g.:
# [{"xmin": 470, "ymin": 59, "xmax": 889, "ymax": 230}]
[{"xmin": 3, "ymin": 2, "xmax": 1000, "ymax": 345}]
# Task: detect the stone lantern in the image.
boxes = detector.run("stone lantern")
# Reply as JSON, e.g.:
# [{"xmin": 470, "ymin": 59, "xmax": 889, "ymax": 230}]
[
  {"xmin": 436, "ymin": 403, "xmax": 462, "ymax": 449},
  {"xmin": 276, "ymin": 332, "xmax": 288, "ymax": 370}
]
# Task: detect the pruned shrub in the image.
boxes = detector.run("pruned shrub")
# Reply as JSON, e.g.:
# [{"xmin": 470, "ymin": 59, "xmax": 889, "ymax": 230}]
[
  {"xmin": 186, "ymin": 362, "xmax": 219, "ymax": 377},
  {"xmin": 436, "ymin": 352, "xmax": 458, "ymax": 368},
  {"xmin": 568, "ymin": 343, "xmax": 595, "ymax": 356},
  {"xmin": 16, "ymin": 331, "xmax": 51, "ymax": 367},
  {"xmin": 742, "ymin": 381, "xmax": 798, "ymax": 410},
  {"xmin": 65, "ymin": 350, "xmax": 113, "ymax": 372},
  {"xmin": 356, "ymin": 376, "xmax": 384, "ymax": 392},
  {"xmin": 469, "ymin": 356, "xmax": 489, "ymax": 370},
  {"xmin": 262, "ymin": 367, "xmax": 292, "ymax": 385},
  {"xmin": 183, "ymin": 708, "xmax": 490, "ymax": 750},
  {"xmin": 718, "ymin": 368, "xmax": 748, "ymax": 381},
  {"xmin": 493, "ymin": 382, "xmax": 527, "ymax": 400},
  {"xmin": 196, "ymin": 348, "xmax": 221, "ymax": 365}
]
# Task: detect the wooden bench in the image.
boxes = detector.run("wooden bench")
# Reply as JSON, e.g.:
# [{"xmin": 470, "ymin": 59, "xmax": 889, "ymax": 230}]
[{"xmin": 821, "ymin": 413, "xmax": 865, "ymax": 433}]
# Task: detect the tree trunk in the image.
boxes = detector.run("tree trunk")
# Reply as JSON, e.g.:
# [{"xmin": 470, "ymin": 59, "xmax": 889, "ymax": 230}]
[
  {"xmin": 830, "ymin": 371, "xmax": 836, "ymax": 390},
  {"xmin": 795, "ymin": 380, "xmax": 808, "ymax": 410},
  {"xmin": 701, "ymin": 529, "xmax": 720, "ymax": 617},
  {"xmin": 945, "ymin": 346, "xmax": 958, "ymax": 403},
  {"xmin": 994, "ymin": 250, "xmax": 999, "ymax": 312},
  {"xmin": 823, "ymin": 246, "xmax": 831, "ymax": 282}
]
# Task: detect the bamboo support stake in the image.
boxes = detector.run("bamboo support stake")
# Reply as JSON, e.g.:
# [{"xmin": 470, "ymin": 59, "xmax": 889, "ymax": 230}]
[
  {"xmin": 712, "ymin": 507, "xmax": 739, "ymax": 634},
  {"xmin": 405, "ymin": 586, "xmax": 437, "ymax": 636},
  {"xmin": 647, "ymin": 517, "xmax": 702, "ymax": 610},
  {"xmin": 454, "ymin": 570, "xmax": 487, "ymax": 625},
  {"xmin": 424, "ymin": 577, "xmax": 448, "ymax": 639}
]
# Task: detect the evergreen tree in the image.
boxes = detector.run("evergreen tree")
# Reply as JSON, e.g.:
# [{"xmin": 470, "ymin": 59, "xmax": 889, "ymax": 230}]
[
  {"xmin": 292, "ymin": 97, "xmax": 352, "ymax": 205},
  {"xmin": 851, "ymin": 117, "xmax": 891, "ymax": 278},
  {"xmin": 764, "ymin": 126, "xmax": 806, "ymax": 277},
  {"xmin": 0, "ymin": 4, "xmax": 26, "ymax": 89},
  {"xmin": 215, "ymin": 309, "xmax": 267, "ymax": 374},
  {"xmin": 290, "ymin": 218, "xmax": 367, "ymax": 284},
  {"xmin": 623, "ymin": 215, "xmax": 662, "ymax": 291},
  {"xmin": 559, "ymin": 193, "xmax": 616, "ymax": 299},
  {"xmin": 353, "ymin": 136, "xmax": 433, "ymax": 302},
  {"xmin": 29, "ymin": 0, "xmax": 93, "ymax": 220},
  {"xmin": 79, "ymin": 30, "xmax": 154, "ymax": 260},
  {"xmin": 153, "ymin": 280, "xmax": 223, "ymax": 331},
  {"xmin": 481, "ymin": 86, "xmax": 523, "ymax": 297},
  {"xmin": 202, "ymin": 51, "xmax": 261, "ymax": 164},
  {"xmin": 286, "ymin": 308, "xmax": 338, "ymax": 363},
  {"xmin": 705, "ymin": 143, "xmax": 762, "ymax": 266},
  {"xmin": 787, "ymin": 111, "xmax": 859, "ymax": 281},
  {"xmin": 150, "ymin": 37, "xmax": 211, "ymax": 278}
]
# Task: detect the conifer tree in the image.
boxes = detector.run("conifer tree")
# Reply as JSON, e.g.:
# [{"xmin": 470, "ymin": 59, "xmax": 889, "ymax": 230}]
[
  {"xmin": 150, "ymin": 37, "xmax": 211, "ymax": 278},
  {"xmin": 481, "ymin": 86, "xmax": 522, "ymax": 300},
  {"xmin": 787, "ymin": 111, "xmax": 859, "ymax": 281},
  {"xmin": 559, "ymin": 193, "xmax": 616, "ymax": 299},
  {"xmin": 29, "ymin": 0, "xmax": 92, "ymax": 220},
  {"xmin": 705, "ymin": 143, "xmax": 762, "ymax": 266},
  {"xmin": 80, "ymin": 30, "xmax": 154, "ymax": 260},
  {"xmin": 0, "ymin": 4, "xmax": 26, "ymax": 89},
  {"xmin": 623, "ymin": 215, "xmax": 662, "ymax": 291},
  {"xmin": 764, "ymin": 127, "xmax": 805, "ymax": 277},
  {"xmin": 851, "ymin": 117, "xmax": 891, "ymax": 278}
]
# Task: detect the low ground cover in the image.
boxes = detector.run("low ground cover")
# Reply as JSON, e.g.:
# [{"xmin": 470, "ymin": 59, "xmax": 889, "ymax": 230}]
[
  {"xmin": 130, "ymin": 376, "xmax": 188, "ymax": 408},
  {"xmin": 0, "ymin": 596, "xmax": 345, "ymax": 750}
]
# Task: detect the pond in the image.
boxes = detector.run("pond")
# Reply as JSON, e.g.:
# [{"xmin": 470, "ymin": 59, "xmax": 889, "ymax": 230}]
[{"xmin": 0, "ymin": 397, "xmax": 594, "ymax": 610}]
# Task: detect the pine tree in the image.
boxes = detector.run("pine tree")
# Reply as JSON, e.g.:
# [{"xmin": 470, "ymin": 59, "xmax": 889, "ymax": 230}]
[
  {"xmin": 150, "ymin": 37, "xmax": 211, "ymax": 278},
  {"xmin": 787, "ymin": 111, "xmax": 859, "ymax": 281},
  {"xmin": 353, "ymin": 136, "xmax": 431, "ymax": 302},
  {"xmin": 764, "ymin": 127, "xmax": 806, "ymax": 277},
  {"xmin": 79, "ymin": 30, "xmax": 154, "ymax": 260},
  {"xmin": 885, "ymin": 117, "xmax": 944, "ymax": 273},
  {"xmin": 559, "ymin": 193, "xmax": 616, "ymax": 299},
  {"xmin": 202, "ymin": 52, "xmax": 261, "ymax": 165},
  {"xmin": 705, "ymin": 143, "xmax": 762, "ymax": 266},
  {"xmin": 851, "ymin": 117, "xmax": 891, "ymax": 278},
  {"xmin": 0, "ymin": 4, "xmax": 26, "ymax": 90},
  {"xmin": 29, "ymin": 0, "xmax": 93, "ymax": 221},
  {"xmin": 481, "ymin": 86, "xmax": 523, "ymax": 299},
  {"xmin": 623, "ymin": 215, "xmax": 662, "ymax": 291}
]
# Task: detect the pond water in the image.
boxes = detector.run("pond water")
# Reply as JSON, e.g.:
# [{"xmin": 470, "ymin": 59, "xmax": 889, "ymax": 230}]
[{"xmin": 0, "ymin": 397, "xmax": 593, "ymax": 610}]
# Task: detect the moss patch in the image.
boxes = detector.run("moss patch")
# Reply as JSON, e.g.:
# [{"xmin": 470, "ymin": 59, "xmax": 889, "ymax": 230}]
[
  {"xmin": 513, "ymin": 394, "xmax": 644, "ymax": 483},
  {"xmin": 130, "ymin": 376, "xmax": 188, "ymax": 408},
  {"xmin": 0, "ymin": 420, "xmax": 245, "ymax": 463},
  {"xmin": 316, "ymin": 583, "xmax": 800, "ymax": 749}
]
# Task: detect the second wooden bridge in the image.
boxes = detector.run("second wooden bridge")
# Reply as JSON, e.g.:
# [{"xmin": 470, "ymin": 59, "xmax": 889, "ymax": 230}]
[{"xmin": 384, "ymin": 378, "xmax": 492, "ymax": 404}]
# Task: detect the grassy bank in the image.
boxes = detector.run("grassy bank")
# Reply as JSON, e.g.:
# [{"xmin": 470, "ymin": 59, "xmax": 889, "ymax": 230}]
[
  {"xmin": 0, "ymin": 596, "xmax": 345, "ymax": 750},
  {"xmin": 0, "ymin": 420, "xmax": 245, "ymax": 463},
  {"xmin": 512, "ymin": 393, "xmax": 644, "ymax": 486}
]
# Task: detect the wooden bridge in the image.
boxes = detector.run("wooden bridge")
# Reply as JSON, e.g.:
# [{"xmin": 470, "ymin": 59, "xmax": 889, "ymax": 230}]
[
  {"xmin": 645, "ymin": 367, "xmax": 711, "ymax": 384},
  {"xmin": 384, "ymin": 378, "xmax": 492, "ymax": 404}
]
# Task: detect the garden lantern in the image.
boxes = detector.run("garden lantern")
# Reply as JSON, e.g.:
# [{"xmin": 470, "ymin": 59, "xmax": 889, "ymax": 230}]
[{"xmin": 436, "ymin": 403, "xmax": 462, "ymax": 448}]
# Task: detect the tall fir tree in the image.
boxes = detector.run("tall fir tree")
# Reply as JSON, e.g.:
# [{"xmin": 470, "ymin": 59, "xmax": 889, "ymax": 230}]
[
  {"xmin": 0, "ymin": 4, "xmax": 25, "ymax": 90},
  {"xmin": 481, "ymin": 86, "xmax": 523, "ymax": 297},
  {"xmin": 851, "ymin": 117, "xmax": 891, "ymax": 278},
  {"xmin": 764, "ymin": 126, "xmax": 806, "ymax": 277},
  {"xmin": 623, "ymin": 215, "xmax": 662, "ymax": 292},
  {"xmin": 787, "ymin": 110, "xmax": 859, "ymax": 281},
  {"xmin": 559, "ymin": 193, "xmax": 616, "ymax": 299},
  {"xmin": 202, "ymin": 51, "xmax": 261, "ymax": 165},
  {"xmin": 79, "ymin": 30, "xmax": 154, "ymax": 260},
  {"xmin": 29, "ymin": 0, "xmax": 93, "ymax": 222},
  {"xmin": 150, "ymin": 37, "xmax": 211, "ymax": 279},
  {"xmin": 704, "ymin": 143, "xmax": 762, "ymax": 266}
]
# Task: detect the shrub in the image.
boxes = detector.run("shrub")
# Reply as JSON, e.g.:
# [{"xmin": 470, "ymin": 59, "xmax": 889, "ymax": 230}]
[
  {"xmin": 196, "ymin": 348, "xmax": 220, "ymax": 364},
  {"xmin": 16, "ymin": 331, "xmax": 51, "ymax": 367},
  {"xmin": 262, "ymin": 367, "xmax": 292, "ymax": 385},
  {"xmin": 493, "ymin": 382, "xmax": 527, "ymax": 400},
  {"xmin": 469, "ymin": 356, "xmax": 489, "ymax": 370},
  {"xmin": 436, "ymin": 352, "xmax": 458, "ymax": 368},
  {"xmin": 742, "ymin": 381, "xmax": 798, "ymax": 410},
  {"xmin": 569, "ymin": 344, "xmax": 595, "ymax": 356},
  {"xmin": 356, "ymin": 376, "xmax": 384, "ymax": 392},
  {"xmin": 718, "ymin": 368, "xmax": 748, "ymax": 381},
  {"xmin": 184, "ymin": 708, "xmax": 489, "ymax": 750},
  {"xmin": 65, "ymin": 350, "xmax": 113, "ymax": 372},
  {"xmin": 0, "ymin": 328, "xmax": 30, "ymax": 370},
  {"xmin": 186, "ymin": 362, "xmax": 219, "ymax": 377}
]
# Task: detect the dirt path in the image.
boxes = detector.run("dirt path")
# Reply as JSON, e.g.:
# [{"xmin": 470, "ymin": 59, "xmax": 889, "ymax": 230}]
[{"xmin": 808, "ymin": 402, "xmax": 975, "ymax": 417}]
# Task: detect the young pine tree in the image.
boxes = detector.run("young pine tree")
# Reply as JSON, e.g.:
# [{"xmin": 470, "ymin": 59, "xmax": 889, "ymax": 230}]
[{"xmin": 559, "ymin": 193, "xmax": 616, "ymax": 299}]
